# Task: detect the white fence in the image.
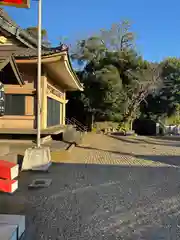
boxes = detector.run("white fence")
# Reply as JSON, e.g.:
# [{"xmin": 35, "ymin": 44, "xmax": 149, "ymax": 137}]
[{"xmin": 156, "ymin": 123, "xmax": 180, "ymax": 135}]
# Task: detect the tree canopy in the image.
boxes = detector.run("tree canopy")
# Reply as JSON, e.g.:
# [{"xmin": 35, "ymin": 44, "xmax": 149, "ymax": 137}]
[
  {"xmin": 26, "ymin": 20, "xmax": 180, "ymax": 129},
  {"xmin": 141, "ymin": 57, "xmax": 180, "ymax": 124},
  {"xmin": 68, "ymin": 21, "xmax": 162, "ymax": 128}
]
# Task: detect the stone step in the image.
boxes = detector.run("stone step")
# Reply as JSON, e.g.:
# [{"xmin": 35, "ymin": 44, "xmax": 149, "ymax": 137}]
[
  {"xmin": 0, "ymin": 224, "xmax": 18, "ymax": 240},
  {"xmin": 63, "ymin": 128, "xmax": 84, "ymax": 145},
  {"xmin": 0, "ymin": 214, "xmax": 25, "ymax": 239}
]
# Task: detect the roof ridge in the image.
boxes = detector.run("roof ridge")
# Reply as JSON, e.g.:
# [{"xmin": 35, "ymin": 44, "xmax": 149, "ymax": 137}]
[
  {"xmin": 14, "ymin": 44, "xmax": 68, "ymax": 58},
  {"xmin": 0, "ymin": 8, "xmax": 49, "ymax": 49},
  {"xmin": 0, "ymin": 8, "xmax": 19, "ymax": 28}
]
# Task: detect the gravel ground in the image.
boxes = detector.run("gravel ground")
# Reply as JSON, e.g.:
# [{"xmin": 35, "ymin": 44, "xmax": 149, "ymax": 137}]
[
  {"xmin": 1, "ymin": 134, "xmax": 180, "ymax": 239},
  {"xmin": 0, "ymin": 164, "xmax": 180, "ymax": 240}
]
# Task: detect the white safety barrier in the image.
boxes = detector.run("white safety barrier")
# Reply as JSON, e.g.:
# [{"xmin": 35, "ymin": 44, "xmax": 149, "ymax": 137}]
[
  {"xmin": 22, "ymin": 147, "xmax": 51, "ymax": 171},
  {"xmin": 0, "ymin": 214, "xmax": 25, "ymax": 239}
]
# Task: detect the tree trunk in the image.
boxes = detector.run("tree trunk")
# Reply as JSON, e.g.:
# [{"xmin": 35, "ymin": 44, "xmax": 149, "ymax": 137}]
[
  {"xmin": 129, "ymin": 119, "xmax": 133, "ymax": 131},
  {"xmin": 91, "ymin": 113, "xmax": 94, "ymax": 129}
]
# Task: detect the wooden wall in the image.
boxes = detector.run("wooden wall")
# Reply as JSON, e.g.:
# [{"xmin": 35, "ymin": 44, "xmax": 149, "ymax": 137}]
[
  {"xmin": 0, "ymin": 64, "xmax": 68, "ymax": 129},
  {"xmin": 0, "ymin": 115, "xmax": 35, "ymax": 129},
  {"xmin": 0, "ymin": 64, "xmax": 36, "ymax": 129}
]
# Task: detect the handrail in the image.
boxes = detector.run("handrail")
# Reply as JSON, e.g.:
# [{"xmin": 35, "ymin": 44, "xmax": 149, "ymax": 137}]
[
  {"xmin": 71, "ymin": 117, "xmax": 85, "ymax": 127},
  {"xmin": 65, "ymin": 117, "xmax": 75, "ymax": 126},
  {"xmin": 71, "ymin": 119, "xmax": 87, "ymax": 132},
  {"xmin": 65, "ymin": 117, "xmax": 85, "ymax": 132},
  {"xmin": 71, "ymin": 117, "xmax": 88, "ymax": 131}
]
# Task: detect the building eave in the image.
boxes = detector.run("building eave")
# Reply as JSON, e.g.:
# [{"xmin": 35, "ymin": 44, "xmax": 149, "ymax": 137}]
[
  {"xmin": 0, "ymin": 56, "xmax": 24, "ymax": 85},
  {"xmin": 10, "ymin": 56, "xmax": 24, "ymax": 85},
  {"xmin": 65, "ymin": 53, "xmax": 84, "ymax": 91},
  {"xmin": 16, "ymin": 52, "xmax": 84, "ymax": 91}
]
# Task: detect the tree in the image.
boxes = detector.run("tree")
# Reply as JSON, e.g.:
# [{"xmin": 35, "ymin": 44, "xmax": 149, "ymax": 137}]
[
  {"xmin": 70, "ymin": 21, "xmax": 135, "ymax": 121},
  {"xmin": 69, "ymin": 21, "xmax": 161, "ymax": 129},
  {"xmin": 121, "ymin": 63, "xmax": 162, "ymax": 125},
  {"xmin": 141, "ymin": 58, "xmax": 180, "ymax": 123}
]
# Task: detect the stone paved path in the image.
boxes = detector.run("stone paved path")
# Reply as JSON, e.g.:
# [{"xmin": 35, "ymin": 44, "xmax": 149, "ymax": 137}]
[{"xmin": 65, "ymin": 133, "xmax": 180, "ymax": 167}]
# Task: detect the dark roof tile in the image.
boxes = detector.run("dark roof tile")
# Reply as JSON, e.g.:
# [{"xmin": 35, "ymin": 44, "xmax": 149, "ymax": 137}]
[
  {"xmin": 14, "ymin": 48, "xmax": 59, "ymax": 58},
  {"xmin": 0, "ymin": 44, "xmax": 68, "ymax": 59},
  {"xmin": 14, "ymin": 45, "xmax": 68, "ymax": 58},
  {"xmin": 0, "ymin": 45, "xmax": 24, "ymax": 60},
  {"xmin": 0, "ymin": 8, "xmax": 19, "ymax": 27},
  {"xmin": 0, "ymin": 8, "xmax": 44, "ymax": 48}
]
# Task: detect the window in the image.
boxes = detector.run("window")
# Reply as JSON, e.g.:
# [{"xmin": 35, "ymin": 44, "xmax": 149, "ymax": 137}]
[
  {"xmin": 47, "ymin": 97, "xmax": 60, "ymax": 127},
  {"xmin": 5, "ymin": 94, "xmax": 25, "ymax": 115}
]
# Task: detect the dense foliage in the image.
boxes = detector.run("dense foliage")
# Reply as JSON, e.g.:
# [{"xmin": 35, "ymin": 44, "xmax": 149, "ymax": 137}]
[
  {"xmin": 68, "ymin": 21, "xmax": 163, "ymax": 129},
  {"xmin": 28, "ymin": 22, "xmax": 180, "ymax": 129},
  {"xmin": 141, "ymin": 58, "xmax": 180, "ymax": 124}
]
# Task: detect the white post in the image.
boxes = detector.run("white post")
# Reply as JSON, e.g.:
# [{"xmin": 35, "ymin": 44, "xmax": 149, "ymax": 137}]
[{"xmin": 37, "ymin": 0, "xmax": 42, "ymax": 148}]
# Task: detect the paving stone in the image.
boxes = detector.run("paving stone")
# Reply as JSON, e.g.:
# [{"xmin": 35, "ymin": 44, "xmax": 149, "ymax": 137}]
[{"xmin": 69, "ymin": 133, "xmax": 173, "ymax": 166}]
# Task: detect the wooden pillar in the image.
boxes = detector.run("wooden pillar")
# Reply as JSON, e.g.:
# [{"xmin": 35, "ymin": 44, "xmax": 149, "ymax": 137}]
[
  {"xmin": 25, "ymin": 96, "xmax": 34, "ymax": 115},
  {"xmin": 59, "ymin": 103, "xmax": 62, "ymax": 124},
  {"xmin": 62, "ymin": 92, "xmax": 66, "ymax": 125},
  {"xmin": 41, "ymin": 72, "xmax": 47, "ymax": 129},
  {"xmin": 61, "ymin": 103, "xmax": 65, "ymax": 125}
]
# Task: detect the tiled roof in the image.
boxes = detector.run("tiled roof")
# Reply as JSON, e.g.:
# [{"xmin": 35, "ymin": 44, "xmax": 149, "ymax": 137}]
[
  {"xmin": 0, "ymin": 44, "xmax": 83, "ymax": 90},
  {"xmin": 0, "ymin": 8, "xmax": 48, "ymax": 49},
  {"xmin": 0, "ymin": 8, "xmax": 70, "ymax": 54},
  {"xmin": 0, "ymin": 8, "xmax": 19, "ymax": 28},
  {"xmin": 0, "ymin": 45, "xmax": 21, "ymax": 60},
  {"xmin": 14, "ymin": 47, "xmax": 63, "ymax": 58},
  {"xmin": 0, "ymin": 44, "xmax": 68, "ymax": 59},
  {"xmin": 0, "ymin": 10, "xmax": 83, "ymax": 90}
]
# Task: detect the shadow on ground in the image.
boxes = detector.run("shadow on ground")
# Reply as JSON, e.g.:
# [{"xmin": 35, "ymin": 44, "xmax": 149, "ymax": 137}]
[
  {"xmin": 136, "ymin": 154, "xmax": 180, "ymax": 167},
  {"xmin": 109, "ymin": 134, "xmax": 180, "ymax": 147},
  {"xmin": 1, "ymin": 163, "xmax": 180, "ymax": 239}
]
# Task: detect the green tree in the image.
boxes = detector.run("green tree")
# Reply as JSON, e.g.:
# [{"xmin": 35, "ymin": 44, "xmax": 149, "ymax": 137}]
[
  {"xmin": 69, "ymin": 21, "xmax": 161, "ymax": 128},
  {"xmin": 141, "ymin": 58, "xmax": 180, "ymax": 123},
  {"xmin": 71, "ymin": 21, "xmax": 135, "ymax": 121},
  {"xmin": 121, "ymin": 63, "xmax": 162, "ymax": 125}
]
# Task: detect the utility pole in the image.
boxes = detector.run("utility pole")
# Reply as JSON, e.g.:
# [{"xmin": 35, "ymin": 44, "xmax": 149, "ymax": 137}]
[{"xmin": 37, "ymin": 0, "xmax": 42, "ymax": 147}]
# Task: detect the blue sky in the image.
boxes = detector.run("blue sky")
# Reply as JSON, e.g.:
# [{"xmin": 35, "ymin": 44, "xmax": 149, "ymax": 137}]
[{"xmin": 3, "ymin": 0, "xmax": 180, "ymax": 62}]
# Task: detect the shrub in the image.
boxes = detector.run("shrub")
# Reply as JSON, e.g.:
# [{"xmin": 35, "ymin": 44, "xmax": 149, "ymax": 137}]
[{"xmin": 94, "ymin": 121, "xmax": 119, "ymax": 131}]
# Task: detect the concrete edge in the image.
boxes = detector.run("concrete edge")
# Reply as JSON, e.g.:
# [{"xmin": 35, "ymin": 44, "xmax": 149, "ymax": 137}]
[
  {"xmin": 41, "ymin": 135, "xmax": 52, "ymax": 144},
  {"xmin": 66, "ymin": 143, "xmax": 76, "ymax": 153}
]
